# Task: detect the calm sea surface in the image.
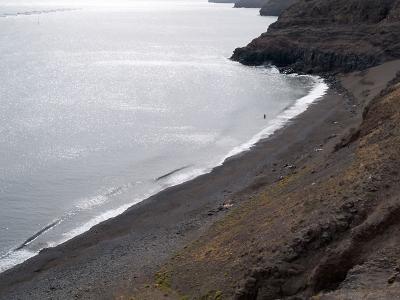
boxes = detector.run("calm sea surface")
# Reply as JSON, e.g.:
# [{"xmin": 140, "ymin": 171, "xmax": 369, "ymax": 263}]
[{"xmin": 0, "ymin": 0, "xmax": 325, "ymax": 271}]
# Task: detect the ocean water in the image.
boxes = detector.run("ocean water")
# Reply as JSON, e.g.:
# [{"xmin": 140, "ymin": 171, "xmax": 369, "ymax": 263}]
[{"xmin": 0, "ymin": 0, "xmax": 327, "ymax": 272}]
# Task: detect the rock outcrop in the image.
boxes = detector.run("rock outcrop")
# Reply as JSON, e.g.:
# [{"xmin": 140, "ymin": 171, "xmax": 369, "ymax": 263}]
[
  {"xmin": 232, "ymin": 0, "xmax": 400, "ymax": 73},
  {"xmin": 212, "ymin": 0, "xmax": 295, "ymax": 13},
  {"xmin": 234, "ymin": 0, "xmax": 266, "ymax": 8},
  {"xmin": 259, "ymin": 0, "xmax": 296, "ymax": 16},
  {"xmin": 208, "ymin": 0, "xmax": 235, "ymax": 3}
]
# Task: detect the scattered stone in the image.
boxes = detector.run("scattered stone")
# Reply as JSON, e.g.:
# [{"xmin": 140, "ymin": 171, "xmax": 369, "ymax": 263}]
[{"xmin": 388, "ymin": 276, "xmax": 396, "ymax": 284}]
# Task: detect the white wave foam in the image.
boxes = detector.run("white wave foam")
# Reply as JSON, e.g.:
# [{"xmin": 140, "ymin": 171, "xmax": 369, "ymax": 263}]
[
  {"xmin": 75, "ymin": 194, "xmax": 108, "ymax": 210},
  {"xmin": 62, "ymin": 203, "xmax": 133, "ymax": 240},
  {"xmin": 75, "ymin": 186, "xmax": 124, "ymax": 210},
  {"xmin": 222, "ymin": 77, "xmax": 328, "ymax": 161},
  {"xmin": 162, "ymin": 167, "xmax": 210, "ymax": 187},
  {"xmin": 0, "ymin": 249, "xmax": 36, "ymax": 273},
  {"xmin": 60, "ymin": 188, "xmax": 160, "ymax": 242}
]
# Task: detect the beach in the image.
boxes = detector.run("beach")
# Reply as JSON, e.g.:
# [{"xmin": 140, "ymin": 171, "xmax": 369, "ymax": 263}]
[
  {"xmin": 1, "ymin": 52, "xmax": 399, "ymax": 298},
  {"xmin": 0, "ymin": 2, "xmax": 300, "ymax": 271}
]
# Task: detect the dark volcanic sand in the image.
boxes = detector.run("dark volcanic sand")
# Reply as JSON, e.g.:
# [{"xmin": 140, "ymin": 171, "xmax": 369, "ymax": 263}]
[{"xmin": 1, "ymin": 60, "xmax": 400, "ymax": 300}]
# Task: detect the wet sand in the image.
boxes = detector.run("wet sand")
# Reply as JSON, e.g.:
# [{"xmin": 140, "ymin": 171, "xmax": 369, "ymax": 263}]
[{"xmin": 1, "ymin": 60, "xmax": 400, "ymax": 300}]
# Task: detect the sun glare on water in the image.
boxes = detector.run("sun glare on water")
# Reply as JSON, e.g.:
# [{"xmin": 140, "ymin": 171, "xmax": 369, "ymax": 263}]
[{"xmin": 0, "ymin": 0, "xmax": 199, "ymax": 6}]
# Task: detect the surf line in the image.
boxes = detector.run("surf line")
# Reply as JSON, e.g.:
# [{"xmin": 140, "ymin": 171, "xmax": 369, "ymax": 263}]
[
  {"xmin": 15, "ymin": 219, "xmax": 61, "ymax": 251},
  {"xmin": 156, "ymin": 165, "xmax": 192, "ymax": 181}
]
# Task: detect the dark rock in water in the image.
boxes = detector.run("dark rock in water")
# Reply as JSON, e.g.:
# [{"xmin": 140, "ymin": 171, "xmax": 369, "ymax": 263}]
[
  {"xmin": 231, "ymin": 0, "xmax": 400, "ymax": 74},
  {"xmin": 234, "ymin": 0, "xmax": 266, "ymax": 8},
  {"xmin": 260, "ymin": 0, "xmax": 297, "ymax": 16},
  {"xmin": 208, "ymin": 0, "xmax": 235, "ymax": 3}
]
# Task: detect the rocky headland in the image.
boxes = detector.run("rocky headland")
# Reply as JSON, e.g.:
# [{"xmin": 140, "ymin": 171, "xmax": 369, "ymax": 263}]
[
  {"xmin": 233, "ymin": 0, "xmax": 266, "ymax": 9},
  {"xmin": 232, "ymin": 0, "xmax": 400, "ymax": 73},
  {"xmin": 259, "ymin": 0, "xmax": 296, "ymax": 16},
  {"xmin": 210, "ymin": 0, "xmax": 294, "ymax": 16}
]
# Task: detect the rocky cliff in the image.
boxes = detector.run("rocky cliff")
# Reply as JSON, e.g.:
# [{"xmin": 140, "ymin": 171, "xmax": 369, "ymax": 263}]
[
  {"xmin": 212, "ymin": 0, "xmax": 295, "ymax": 15},
  {"xmin": 259, "ymin": 0, "xmax": 296, "ymax": 16},
  {"xmin": 232, "ymin": 0, "xmax": 400, "ymax": 73}
]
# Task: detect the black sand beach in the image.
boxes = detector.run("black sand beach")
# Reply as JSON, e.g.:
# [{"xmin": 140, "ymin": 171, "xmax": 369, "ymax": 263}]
[{"xmin": 1, "ymin": 55, "xmax": 399, "ymax": 299}]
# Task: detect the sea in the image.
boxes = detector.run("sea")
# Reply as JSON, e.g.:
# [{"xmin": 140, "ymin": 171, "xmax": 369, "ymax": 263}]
[{"xmin": 0, "ymin": 0, "xmax": 327, "ymax": 272}]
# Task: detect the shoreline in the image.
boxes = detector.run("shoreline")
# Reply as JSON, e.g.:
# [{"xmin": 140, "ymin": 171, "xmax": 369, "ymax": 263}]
[
  {"xmin": 0, "ymin": 71, "xmax": 326, "ymax": 274},
  {"xmin": 2, "ymin": 60, "xmax": 399, "ymax": 298}
]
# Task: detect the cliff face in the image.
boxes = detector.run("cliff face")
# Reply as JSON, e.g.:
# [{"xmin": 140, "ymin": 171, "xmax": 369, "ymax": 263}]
[
  {"xmin": 232, "ymin": 0, "xmax": 400, "ymax": 73},
  {"xmin": 259, "ymin": 0, "xmax": 296, "ymax": 16}
]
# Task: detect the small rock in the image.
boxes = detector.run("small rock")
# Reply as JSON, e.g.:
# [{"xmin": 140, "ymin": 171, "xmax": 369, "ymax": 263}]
[{"xmin": 388, "ymin": 276, "xmax": 396, "ymax": 284}]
